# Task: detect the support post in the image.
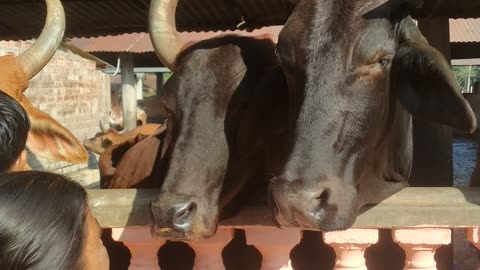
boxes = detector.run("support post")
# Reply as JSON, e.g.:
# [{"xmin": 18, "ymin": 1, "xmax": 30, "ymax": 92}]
[
  {"xmin": 411, "ymin": 18, "xmax": 453, "ymax": 269},
  {"xmin": 156, "ymin": 73, "xmax": 165, "ymax": 97},
  {"xmin": 120, "ymin": 53, "xmax": 137, "ymax": 131},
  {"xmin": 245, "ymin": 227, "xmax": 301, "ymax": 270},
  {"xmin": 466, "ymin": 227, "xmax": 480, "ymax": 251},
  {"xmin": 188, "ymin": 228, "xmax": 234, "ymax": 270},
  {"xmin": 136, "ymin": 73, "xmax": 145, "ymax": 100},
  {"xmin": 411, "ymin": 17, "xmax": 452, "ymax": 188},
  {"xmin": 323, "ymin": 229, "xmax": 379, "ymax": 270},
  {"xmin": 393, "ymin": 228, "xmax": 451, "ymax": 270},
  {"xmin": 111, "ymin": 227, "xmax": 166, "ymax": 270}
]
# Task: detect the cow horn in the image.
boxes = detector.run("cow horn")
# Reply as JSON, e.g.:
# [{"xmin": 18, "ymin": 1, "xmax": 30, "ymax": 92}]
[
  {"xmin": 149, "ymin": 0, "xmax": 185, "ymax": 71},
  {"xmin": 17, "ymin": 0, "xmax": 65, "ymax": 80}
]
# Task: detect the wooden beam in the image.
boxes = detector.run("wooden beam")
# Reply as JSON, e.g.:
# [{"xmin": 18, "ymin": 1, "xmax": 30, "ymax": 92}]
[
  {"xmin": 420, "ymin": 0, "xmax": 480, "ymax": 19},
  {"xmin": 451, "ymin": 43, "xmax": 480, "ymax": 60},
  {"xmin": 88, "ymin": 187, "xmax": 480, "ymax": 228}
]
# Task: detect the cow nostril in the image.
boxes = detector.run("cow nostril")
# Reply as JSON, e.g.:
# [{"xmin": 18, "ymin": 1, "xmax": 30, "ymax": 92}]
[
  {"xmin": 172, "ymin": 202, "xmax": 196, "ymax": 229},
  {"xmin": 316, "ymin": 189, "xmax": 330, "ymax": 206}
]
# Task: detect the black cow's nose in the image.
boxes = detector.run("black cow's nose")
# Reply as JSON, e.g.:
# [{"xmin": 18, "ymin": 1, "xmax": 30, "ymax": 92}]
[
  {"xmin": 315, "ymin": 189, "xmax": 330, "ymax": 206},
  {"xmin": 171, "ymin": 202, "xmax": 196, "ymax": 230}
]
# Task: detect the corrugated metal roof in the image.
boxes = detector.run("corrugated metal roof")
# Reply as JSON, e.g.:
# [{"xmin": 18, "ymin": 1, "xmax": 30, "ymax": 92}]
[
  {"xmin": 0, "ymin": 0, "xmax": 479, "ymax": 40},
  {"xmin": 67, "ymin": 26, "xmax": 282, "ymax": 53},
  {"xmin": 68, "ymin": 33, "xmax": 153, "ymax": 54},
  {"xmin": 450, "ymin": 19, "xmax": 480, "ymax": 43},
  {"xmin": 69, "ymin": 18, "xmax": 480, "ymax": 53},
  {"xmin": 0, "ymin": 0, "xmax": 291, "ymax": 40}
]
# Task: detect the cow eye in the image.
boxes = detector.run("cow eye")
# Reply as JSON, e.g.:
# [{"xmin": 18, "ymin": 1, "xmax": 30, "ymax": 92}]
[
  {"xmin": 377, "ymin": 58, "xmax": 391, "ymax": 69},
  {"xmin": 102, "ymin": 139, "xmax": 113, "ymax": 148}
]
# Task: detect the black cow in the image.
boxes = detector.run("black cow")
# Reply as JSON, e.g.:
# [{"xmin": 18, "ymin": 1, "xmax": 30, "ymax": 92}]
[
  {"xmin": 269, "ymin": 0, "xmax": 476, "ymax": 231},
  {"xmin": 146, "ymin": 0, "xmax": 477, "ymax": 239},
  {"xmin": 146, "ymin": 0, "xmax": 290, "ymax": 239},
  {"xmin": 149, "ymin": 39, "xmax": 288, "ymax": 239}
]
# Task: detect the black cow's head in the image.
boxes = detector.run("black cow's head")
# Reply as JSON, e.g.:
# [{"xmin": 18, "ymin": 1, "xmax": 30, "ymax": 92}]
[
  {"xmin": 271, "ymin": 0, "xmax": 476, "ymax": 231},
  {"xmin": 147, "ymin": 0, "xmax": 282, "ymax": 239}
]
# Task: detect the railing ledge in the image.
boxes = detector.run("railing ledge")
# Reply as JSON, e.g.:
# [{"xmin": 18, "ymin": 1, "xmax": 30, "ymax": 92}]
[{"xmin": 88, "ymin": 187, "xmax": 480, "ymax": 228}]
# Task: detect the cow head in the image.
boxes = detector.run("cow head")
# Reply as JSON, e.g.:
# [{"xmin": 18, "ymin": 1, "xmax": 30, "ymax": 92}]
[
  {"xmin": 148, "ymin": 0, "xmax": 203, "ymax": 239},
  {"xmin": 83, "ymin": 131, "xmax": 118, "ymax": 155},
  {"xmin": 270, "ymin": 0, "xmax": 476, "ymax": 231},
  {"xmin": 148, "ymin": 0, "xmax": 281, "ymax": 239},
  {"xmin": 0, "ymin": 0, "xmax": 88, "ymax": 164}
]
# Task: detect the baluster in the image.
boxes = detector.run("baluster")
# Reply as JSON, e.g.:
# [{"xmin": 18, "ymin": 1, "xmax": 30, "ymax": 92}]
[
  {"xmin": 323, "ymin": 229, "xmax": 378, "ymax": 270},
  {"xmin": 111, "ymin": 227, "xmax": 166, "ymax": 270},
  {"xmin": 187, "ymin": 228, "xmax": 234, "ymax": 270},
  {"xmin": 466, "ymin": 227, "xmax": 480, "ymax": 250},
  {"xmin": 393, "ymin": 228, "xmax": 451, "ymax": 270},
  {"xmin": 245, "ymin": 227, "xmax": 301, "ymax": 270}
]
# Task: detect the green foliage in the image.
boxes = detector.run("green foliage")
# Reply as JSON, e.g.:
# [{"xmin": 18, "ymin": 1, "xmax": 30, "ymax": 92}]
[
  {"xmin": 163, "ymin": 72, "xmax": 173, "ymax": 82},
  {"xmin": 452, "ymin": 66, "xmax": 480, "ymax": 93}
]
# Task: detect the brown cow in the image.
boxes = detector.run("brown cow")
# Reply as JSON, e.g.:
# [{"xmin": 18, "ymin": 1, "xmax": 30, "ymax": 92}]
[
  {"xmin": 99, "ymin": 123, "xmax": 169, "ymax": 189},
  {"xmin": 83, "ymin": 123, "xmax": 162, "ymax": 155},
  {"xmin": 1, "ymin": 0, "xmax": 87, "ymax": 165}
]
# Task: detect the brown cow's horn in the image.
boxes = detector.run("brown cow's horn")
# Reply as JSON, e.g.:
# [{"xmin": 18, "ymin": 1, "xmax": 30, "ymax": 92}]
[
  {"xmin": 149, "ymin": 0, "xmax": 185, "ymax": 71},
  {"xmin": 17, "ymin": 0, "xmax": 65, "ymax": 80}
]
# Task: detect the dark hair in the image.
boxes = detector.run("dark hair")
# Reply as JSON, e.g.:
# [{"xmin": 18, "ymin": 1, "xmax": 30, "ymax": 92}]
[
  {"xmin": 0, "ymin": 171, "xmax": 88, "ymax": 270},
  {"xmin": 0, "ymin": 90, "xmax": 30, "ymax": 172}
]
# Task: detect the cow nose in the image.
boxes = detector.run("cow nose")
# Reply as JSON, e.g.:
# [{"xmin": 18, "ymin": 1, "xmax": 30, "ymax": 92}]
[
  {"xmin": 270, "ymin": 180, "xmax": 333, "ymax": 228},
  {"xmin": 150, "ymin": 202, "xmax": 196, "ymax": 231},
  {"xmin": 311, "ymin": 189, "xmax": 330, "ymax": 221},
  {"xmin": 171, "ymin": 202, "xmax": 196, "ymax": 230},
  {"xmin": 315, "ymin": 189, "xmax": 330, "ymax": 206}
]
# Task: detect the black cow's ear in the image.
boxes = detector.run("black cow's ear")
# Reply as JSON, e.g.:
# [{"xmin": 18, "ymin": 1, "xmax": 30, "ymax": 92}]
[
  {"xmin": 276, "ymin": 2, "xmax": 308, "ymax": 69},
  {"xmin": 277, "ymin": 25, "xmax": 299, "ymax": 69},
  {"xmin": 391, "ymin": 42, "xmax": 477, "ymax": 133}
]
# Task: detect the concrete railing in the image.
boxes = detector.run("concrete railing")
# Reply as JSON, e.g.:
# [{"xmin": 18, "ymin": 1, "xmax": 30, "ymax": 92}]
[{"xmin": 88, "ymin": 187, "xmax": 480, "ymax": 270}]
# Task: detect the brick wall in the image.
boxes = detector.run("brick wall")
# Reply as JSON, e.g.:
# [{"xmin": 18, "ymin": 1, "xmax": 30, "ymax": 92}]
[{"xmin": 0, "ymin": 40, "xmax": 110, "ymax": 175}]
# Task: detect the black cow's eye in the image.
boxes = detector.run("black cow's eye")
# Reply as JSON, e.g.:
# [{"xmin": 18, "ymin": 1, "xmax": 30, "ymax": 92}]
[{"xmin": 378, "ymin": 58, "xmax": 390, "ymax": 69}]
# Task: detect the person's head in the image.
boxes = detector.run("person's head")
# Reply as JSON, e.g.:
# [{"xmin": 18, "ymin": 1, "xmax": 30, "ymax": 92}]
[
  {"xmin": 0, "ymin": 171, "xmax": 109, "ymax": 270},
  {"xmin": 0, "ymin": 90, "xmax": 30, "ymax": 172}
]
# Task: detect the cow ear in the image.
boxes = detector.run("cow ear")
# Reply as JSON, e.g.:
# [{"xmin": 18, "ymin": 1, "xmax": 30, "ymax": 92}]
[
  {"xmin": 0, "ymin": 56, "xmax": 29, "ymax": 100},
  {"xmin": 20, "ymin": 96, "xmax": 89, "ymax": 163},
  {"xmin": 391, "ymin": 41, "xmax": 477, "ymax": 133}
]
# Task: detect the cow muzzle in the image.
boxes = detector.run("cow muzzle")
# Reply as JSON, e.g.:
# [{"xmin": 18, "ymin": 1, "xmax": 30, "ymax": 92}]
[
  {"xmin": 150, "ymin": 195, "xmax": 218, "ymax": 240},
  {"xmin": 269, "ymin": 177, "xmax": 358, "ymax": 231}
]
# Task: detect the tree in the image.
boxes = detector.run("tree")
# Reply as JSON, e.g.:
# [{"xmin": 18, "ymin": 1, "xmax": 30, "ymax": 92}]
[{"xmin": 452, "ymin": 66, "xmax": 480, "ymax": 93}]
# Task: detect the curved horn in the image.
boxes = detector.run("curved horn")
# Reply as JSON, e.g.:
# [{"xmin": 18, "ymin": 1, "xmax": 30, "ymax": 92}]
[
  {"xmin": 149, "ymin": 0, "xmax": 186, "ymax": 71},
  {"xmin": 17, "ymin": 0, "xmax": 65, "ymax": 80}
]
